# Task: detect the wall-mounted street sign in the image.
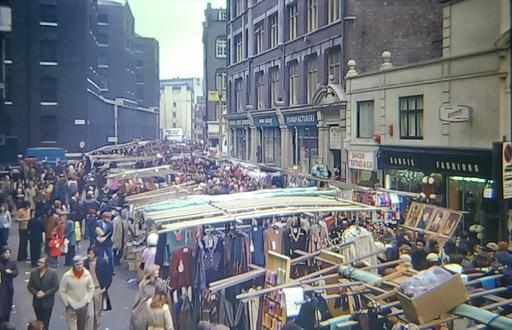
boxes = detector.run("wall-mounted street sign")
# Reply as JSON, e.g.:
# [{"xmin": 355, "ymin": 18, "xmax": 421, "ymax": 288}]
[
  {"xmin": 439, "ymin": 105, "xmax": 472, "ymax": 122},
  {"xmin": 208, "ymin": 91, "xmax": 227, "ymax": 102}
]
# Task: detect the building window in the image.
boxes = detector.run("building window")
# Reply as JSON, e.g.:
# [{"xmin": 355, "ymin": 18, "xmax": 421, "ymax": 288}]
[
  {"xmin": 41, "ymin": 115, "xmax": 57, "ymax": 142},
  {"xmin": 216, "ymin": 37, "xmax": 226, "ymax": 58},
  {"xmin": 357, "ymin": 101, "xmax": 374, "ymax": 138},
  {"xmin": 40, "ymin": 77, "xmax": 57, "ymax": 103},
  {"xmin": 216, "ymin": 72, "xmax": 227, "ymax": 91},
  {"xmin": 135, "ymin": 44, "xmax": 143, "ymax": 53},
  {"xmin": 327, "ymin": 0, "xmax": 340, "ymax": 24},
  {"xmin": 288, "ymin": 62, "xmax": 298, "ymax": 105},
  {"xmin": 234, "ymin": 33, "xmax": 243, "ymax": 63},
  {"xmin": 40, "ymin": 4, "xmax": 57, "ymax": 23},
  {"xmin": 307, "ymin": 0, "xmax": 318, "ymax": 33},
  {"xmin": 235, "ymin": 78, "xmax": 243, "ymax": 112},
  {"xmin": 4, "ymin": 38, "xmax": 11, "ymax": 62},
  {"xmin": 136, "ymin": 73, "xmax": 143, "ymax": 83},
  {"xmin": 97, "ymin": 54, "xmax": 108, "ymax": 68},
  {"xmin": 135, "ymin": 59, "xmax": 143, "ymax": 68},
  {"xmin": 270, "ymin": 68, "xmax": 279, "ymax": 106},
  {"xmin": 256, "ymin": 72, "xmax": 264, "ymax": 110},
  {"xmin": 98, "ymin": 13, "xmax": 108, "ymax": 25},
  {"xmin": 399, "ymin": 95, "xmax": 424, "ymax": 139},
  {"xmin": 218, "ymin": 9, "xmax": 227, "ymax": 21},
  {"xmin": 306, "ymin": 56, "xmax": 317, "ymax": 103},
  {"xmin": 255, "ymin": 22, "xmax": 264, "ymax": 54},
  {"xmin": 136, "ymin": 86, "xmax": 144, "ymax": 100},
  {"xmin": 327, "ymin": 48, "xmax": 341, "ymax": 83},
  {"xmin": 97, "ymin": 33, "xmax": 108, "ymax": 46},
  {"xmin": 288, "ymin": 3, "xmax": 298, "ymax": 40},
  {"xmin": 234, "ymin": 0, "xmax": 243, "ymax": 17},
  {"xmin": 172, "ymin": 111, "xmax": 177, "ymax": 118},
  {"xmin": 40, "ymin": 40, "xmax": 57, "ymax": 63},
  {"xmin": 270, "ymin": 14, "xmax": 278, "ymax": 48},
  {"xmin": 4, "ymin": 76, "xmax": 12, "ymax": 103}
]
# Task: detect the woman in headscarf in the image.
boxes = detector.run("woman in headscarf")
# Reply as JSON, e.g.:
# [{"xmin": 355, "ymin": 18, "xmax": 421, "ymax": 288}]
[
  {"xmin": 0, "ymin": 246, "xmax": 19, "ymax": 323},
  {"xmin": 129, "ymin": 264, "xmax": 161, "ymax": 330}
]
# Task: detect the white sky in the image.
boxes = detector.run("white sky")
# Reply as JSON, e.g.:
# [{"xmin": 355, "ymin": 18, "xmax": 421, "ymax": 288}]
[{"xmin": 116, "ymin": 0, "xmax": 226, "ymax": 80}]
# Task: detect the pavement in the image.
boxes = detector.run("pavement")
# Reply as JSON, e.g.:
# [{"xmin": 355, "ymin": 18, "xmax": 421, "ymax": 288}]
[{"xmin": 8, "ymin": 229, "xmax": 139, "ymax": 330}]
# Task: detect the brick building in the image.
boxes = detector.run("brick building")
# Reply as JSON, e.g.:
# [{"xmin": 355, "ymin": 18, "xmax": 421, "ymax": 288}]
[{"xmin": 225, "ymin": 0, "xmax": 443, "ymax": 172}]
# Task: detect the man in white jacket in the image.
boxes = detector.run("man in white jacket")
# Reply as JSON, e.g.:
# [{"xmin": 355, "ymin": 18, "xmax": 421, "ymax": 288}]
[{"xmin": 59, "ymin": 255, "xmax": 94, "ymax": 330}]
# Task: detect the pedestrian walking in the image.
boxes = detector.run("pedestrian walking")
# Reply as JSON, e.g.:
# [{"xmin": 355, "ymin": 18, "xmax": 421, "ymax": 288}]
[
  {"xmin": 48, "ymin": 229, "xmax": 63, "ymax": 268},
  {"xmin": 0, "ymin": 204, "xmax": 11, "ymax": 247},
  {"xmin": 59, "ymin": 255, "xmax": 94, "ymax": 330},
  {"xmin": 112, "ymin": 214, "xmax": 129, "ymax": 266},
  {"xmin": 65, "ymin": 217, "xmax": 77, "ymax": 266},
  {"xmin": 28, "ymin": 212, "xmax": 44, "ymax": 268},
  {"xmin": 27, "ymin": 256, "xmax": 59, "ymax": 330},
  {"xmin": 0, "ymin": 246, "xmax": 19, "ymax": 323},
  {"xmin": 95, "ymin": 212, "xmax": 114, "ymax": 274},
  {"xmin": 145, "ymin": 285, "xmax": 175, "ymax": 330},
  {"xmin": 129, "ymin": 264, "xmax": 160, "ymax": 330},
  {"xmin": 15, "ymin": 200, "xmax": 31, "ymax": 261},
  {"xmin": 84, "ymin": 247, "xmax": 112, "ymax": 330}
]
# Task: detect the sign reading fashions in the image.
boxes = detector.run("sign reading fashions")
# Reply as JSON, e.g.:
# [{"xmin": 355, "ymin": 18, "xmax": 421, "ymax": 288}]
[
  {"xmin": 439, "ymin": 105, "xmax": 472, "ymax": 122},
  {"xmin": 348, "ymin": 150, "xmax": 376, "ymax": 171},
  {"xmin": 227, "ymin": 118, "xmax": 250, "ymax": 128},
  {"xmin": 329, "ymin": 126, "xmax": 343, "ymax": 150},
  {"xmin": 502, "ymin": 142, "xmax": 512, "ymax": 199},
  {"xmin": 378, "ymin": 146, "xmax": 492, "ymax": 178},
  {"xmin": 254, "ymin": 115, "xmax": 279, "ymax": 128},
  {"xmin": 284, "ymin": 111, "xmax": 317, "ymax": 127}
]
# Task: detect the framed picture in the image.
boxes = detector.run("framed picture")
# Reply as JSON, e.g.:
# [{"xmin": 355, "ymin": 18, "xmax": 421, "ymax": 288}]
[
  {"xmin": 439, "ymin": 211, "xmax": 462, "ymax": 237},
  {"xmin": 404, "ymin": 202, "xmax": 425, "ymax": 227},
  {"xmin": 426, "ymin": 208, "xmax": 448, "ymax": 233},
  {"xmin": 415, "ymin": 205, "xmax": 435, "ymax": 230}
]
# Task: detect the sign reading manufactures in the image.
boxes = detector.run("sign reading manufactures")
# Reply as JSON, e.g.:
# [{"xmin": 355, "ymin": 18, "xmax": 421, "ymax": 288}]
[
  {"xmin": 284, "ymin": 111, "xmax": 317, "ymax": 127},
  {"xmin": 502, "ymin": 142, "xmax": 512, "ymax": 199}
]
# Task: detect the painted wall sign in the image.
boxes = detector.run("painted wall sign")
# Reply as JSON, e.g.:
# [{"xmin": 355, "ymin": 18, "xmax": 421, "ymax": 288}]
[
  {"xmin": 439, "ymin": 105, "xmax": 472, "ymax": 122},
  {"xmin": 348, "ymin": 150, "xmax": 376, "ymax": 171},
  {"xmin": 227, "ymin": 118, "xmax": 250, "ymax": 128},
  {"xmin": 284, "ymin": 111, "xmax": 317, "ymax": 127},
  {"xmin": 254, "ymin": 115, "xmax": 279, "ymax": 128},
  {"xmin": 329, "ymin": 126, "xmax": 343, "ymax": 150}
]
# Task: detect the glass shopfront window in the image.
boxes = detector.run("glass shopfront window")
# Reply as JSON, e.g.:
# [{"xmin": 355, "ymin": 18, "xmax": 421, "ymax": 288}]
[
  {"xmin": 235, "ymin": 128, "xmax": 246, "ymax": 160},
  {"xmin": 292, "ymin": 126, "xmax": 318, "ymax": 172},
  {"xmin": 261, "ymin": 127, "xmax": 281, "ymax": 166},
  {"xmin": 447, "ymin": 176, "xmax": 487, "ymax": 226},
  {"xmin": 352, "ymin": 169, "xmax": 380, "ymax": 188},
  {"xmin": 384, "ymin": 169, "xmax": 425, "ymax": 193}
]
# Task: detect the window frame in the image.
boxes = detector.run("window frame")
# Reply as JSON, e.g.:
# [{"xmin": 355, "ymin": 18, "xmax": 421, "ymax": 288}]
[
  {"xmin": 270, "ymin": 68, "xmax": 279, "ymax": 106},
  {"xmin": 288, "ymin": 62, "xmax": 298, "ymax": 105},
  {"xmin": 256, "ymin": 73, "xmax": 264, "ymax": 110},
  {"xmin": 40, "ymin": 4, "xmax": 57, "ymax": 24},
  {"xmin": 288, "ymin": 3, "xmax": 298, "ymax": 40},
  {"xmin": 235, "ymin": 78, "xmax": 243, "ymax": 112},
  {"xmin": 306, "ymin": 56, "xmax": 317, "ymax": 103},
  {"xmin": 327, "ymin": 0, "xmax": 340, "ymax": 24},
  {"xmin": 254, "ymin": 22, "xmax": 264, "ymax": 54},
  {"xmin": 234, "ymin": 33, "xmax": 243, "ymax": 63},
  {"xmin": 40, "ymin": 77, "xmax": 57, "ymax": 103},
  {"xmin": 399, "ymin": 95, "xmax": 424, "ymax": 139},
  {"xmin": 307, "ymin": 0, "xmax": 318, "ymax": 33},
  {"xmin": 40, "ymin": 40, "xmax": 57, "ymax": 63},
  {"xmin": 356, "ymin": 100, "xmax": 375, "ymax": 138},
  {"xmin": 269, "ymin": 13, "xmax": 278, "ymax": 48},
  {"xmin": 327, "ymin": 48, "xmax": 341, "ymax": 83},
  {"xmin": 215, "ymin": 37, "xmax": 227, "ymax": 58}
]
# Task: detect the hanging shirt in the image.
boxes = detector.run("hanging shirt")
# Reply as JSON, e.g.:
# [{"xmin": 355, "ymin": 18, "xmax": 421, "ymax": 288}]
[
  {"xmin": 249, "ymin": 226, "xmax": 265, "ymax": 266},
  {"xmin": 264, "ymin": 228, "xmax": 283, "ymax": 258},
  {"xmin": 169, "ymin": 246, "xmax": 193, "ymax": 289}
]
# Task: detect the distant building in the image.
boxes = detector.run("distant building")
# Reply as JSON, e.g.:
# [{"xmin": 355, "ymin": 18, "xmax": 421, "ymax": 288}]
[
  {"xmin": 202, "ymin": 3, "xmax": 227, "ymax": 149},
  {"xmin": 160, "ymin": 78, "xmax": 202, "ymax": 140},
  {"xmin": 225, "ymin": 0, "xmax": 443, "ymax": 172},
  {"xmin": 0, "ymin": 0, "xmax": 159, "ymax": 155},
  {"xmin": 194, "ymin": 96, "xmax": 206, "ymax": 142}
]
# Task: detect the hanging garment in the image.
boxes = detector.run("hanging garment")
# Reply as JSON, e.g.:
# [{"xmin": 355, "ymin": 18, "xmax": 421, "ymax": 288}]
[
  {"xmin": 218, "ymin": 291, "xmax": 249, "ymax": 330},
  {"xmin": 169, "ymin": 246, "xmax": 193, "ymax": 289},
  {"xmin": 249, "ymin": 225, "xmax": 265, "ymax": 266},
  {"xmin": 288, "ymin": 227, "xmax": 308, "ymax": 258},
  {"xmin": 264, "ymin": 228, "xmax": 283, "ymax": 257}
]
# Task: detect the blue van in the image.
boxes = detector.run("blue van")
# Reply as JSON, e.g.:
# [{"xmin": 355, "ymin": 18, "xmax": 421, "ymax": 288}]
[{"xmin": 25, "ymin": 147, "xmax": 67, "ymax": 167}]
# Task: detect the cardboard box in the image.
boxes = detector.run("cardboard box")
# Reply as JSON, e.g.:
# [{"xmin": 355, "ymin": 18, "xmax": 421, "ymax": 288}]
[
  {"xmin": 128, "ymin": 260, "xmax": 138, "ymax": 271},
  {"xmin": 396, "ymin": 274, "xmax": 468, "ymax": 324}
]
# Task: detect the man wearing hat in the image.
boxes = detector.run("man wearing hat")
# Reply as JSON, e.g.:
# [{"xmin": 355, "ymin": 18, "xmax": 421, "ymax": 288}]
[{"xmin": 59, "ymin": 255, "xmax": 94, "ymax": 330}]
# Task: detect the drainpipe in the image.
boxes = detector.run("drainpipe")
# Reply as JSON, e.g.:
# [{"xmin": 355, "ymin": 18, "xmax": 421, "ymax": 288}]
[{"xmin": 114, "ymin": 102, "xmax": 118, "ymax": 145}]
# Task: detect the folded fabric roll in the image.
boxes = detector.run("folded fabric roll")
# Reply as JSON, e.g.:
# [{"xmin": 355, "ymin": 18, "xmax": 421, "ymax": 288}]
[{"xmin": 479, "ymin": 276, "xmax": 496, "ymax": 290}]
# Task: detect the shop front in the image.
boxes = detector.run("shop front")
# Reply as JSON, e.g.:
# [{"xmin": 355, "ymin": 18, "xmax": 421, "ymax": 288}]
[
  {"xmin": 284, "ymin": 111, "xmax": 319, "ymax": 172},
  {"xmin": 227, "ymin": 118, "xmax": 250, "ymax": 160},
  {"xmin": 348, "ymin": 149, "xmax": 380, "ymax": 187},
  {"xmin": 254, "ymin": 114, "xmax": 281, "ymax": 166},
  {"xmin": 378, "ymin": 145, "xmax": 493, "ymax": 226}
]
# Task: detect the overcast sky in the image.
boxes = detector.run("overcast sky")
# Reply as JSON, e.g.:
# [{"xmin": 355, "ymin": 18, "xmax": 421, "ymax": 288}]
[{"xmin": 116, "ymin": 0, "xmax": 226, "ymax": 80}]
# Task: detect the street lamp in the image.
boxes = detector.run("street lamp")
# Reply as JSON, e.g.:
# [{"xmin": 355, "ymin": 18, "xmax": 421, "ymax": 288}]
[{"xmin": 217, "ymin": 89, "xmax": 224, "ymax": 155}]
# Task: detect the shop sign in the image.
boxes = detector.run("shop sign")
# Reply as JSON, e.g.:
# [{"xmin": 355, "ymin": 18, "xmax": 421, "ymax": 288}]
[
  {"xmin": 329, "ymin": 126, "xmax": 343, "ymax": 150},
  {"xmin": 439, "ymin": 105, "xmax": 472, "ymax": 122},
  {"xmin": 227, "ymin": 118, "xmax": 250, "ymax": 128},
  {"xmin": 378, "ymin": 146, "xmax": 492, "ymax": 179},
  {"xmin": 502, "ymin": 142, "xmax": 512, "ymax": 199},
  {"xmin": 254, "ymin": 115, "xmax": 279, "ymax": 128},
  {"xmin": 285, "ymin": 111, "xmax": 317, "ymax": 127},
  {"xmin": 348, "ymin": 151, "xmax": 376, "ymax": 171}
]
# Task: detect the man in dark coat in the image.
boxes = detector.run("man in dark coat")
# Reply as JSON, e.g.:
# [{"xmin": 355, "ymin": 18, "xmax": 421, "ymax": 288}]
[
  {"xmin": 0, "ymin": 246, "xmax": 19, "ymax": 323},
  {"xmin": 84, "ymin": 246, "xmax": 112, "ymax": 330},
  {"xmin": 27, "ymin": 256, "xmax": 59, "ymax": 329}
]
